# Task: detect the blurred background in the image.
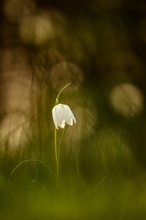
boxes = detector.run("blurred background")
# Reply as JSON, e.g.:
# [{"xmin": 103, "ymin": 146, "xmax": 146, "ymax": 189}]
[{"xmin": 0, "ymin": 0, "xmax": 146, "ymax": 219}]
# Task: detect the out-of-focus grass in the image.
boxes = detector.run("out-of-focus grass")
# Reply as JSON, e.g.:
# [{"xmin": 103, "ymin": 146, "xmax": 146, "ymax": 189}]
[
  {"xmin": 0, "ymin": 169, "xmax": 146, "ymax": 220},
  {"xmin": 0, "ymin": 84, "xmax": 146, "ymax": 220},
  {"xmin": 0, "ymin": 120, "xmax": 146, "ymax": 220}
]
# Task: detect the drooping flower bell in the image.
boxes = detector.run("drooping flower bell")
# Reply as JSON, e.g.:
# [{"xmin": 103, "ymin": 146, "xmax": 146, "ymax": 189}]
[{"xmin": 52, "ymin": 103, "xmax": 76, "ymax": 129}]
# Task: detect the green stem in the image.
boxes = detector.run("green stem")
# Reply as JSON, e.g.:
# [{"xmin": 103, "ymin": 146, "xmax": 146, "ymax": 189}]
[
  {"xmin": 10, "ymin": 159, "xmax": 55, "ymax": 177},
  {"xmin": 91, "ymin": 176, "xmax": 106, "ymax": 194},
  {"xmin": 58, "ymin": 125, "xmax": 68, "ymax": 162},
  {"xmin": 54, "ymin": 126, "xmax": 68, "ymax": 185},
  {"xmin": 54, "ymin": 82, "xmax": 71, "ymax": 184},
  {"xmin": 55, "ymin": 82, "xmax": 71, "ymax": 104},
  {"xmin": 54, "ymin": 127, "xmax": 59, "ymax": 184}
]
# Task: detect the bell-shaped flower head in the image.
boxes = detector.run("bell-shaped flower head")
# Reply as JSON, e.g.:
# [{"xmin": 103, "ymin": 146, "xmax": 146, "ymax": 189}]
[{"xmin": 52, "ymin": 104, "xmax": 76, "ymax": 129}]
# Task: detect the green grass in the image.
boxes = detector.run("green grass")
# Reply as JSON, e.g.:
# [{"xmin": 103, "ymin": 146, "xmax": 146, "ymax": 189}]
[{"xmin": 0, "ymin": 86, "xmax": 145, "ymax": 220}]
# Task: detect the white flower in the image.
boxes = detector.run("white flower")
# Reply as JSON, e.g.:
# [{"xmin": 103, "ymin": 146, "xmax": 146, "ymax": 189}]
[{"xmin": 52, "ymin": 103, "xmax": 76, "ymax": 129}]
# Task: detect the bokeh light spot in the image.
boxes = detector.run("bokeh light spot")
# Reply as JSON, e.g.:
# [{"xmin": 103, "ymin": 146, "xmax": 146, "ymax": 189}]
[
  {"xmin": 20, "ymin": 14, "xmax": 55, "ymax": 46},
  {"xmin": 110, "ymin": 83, "xmax": 144, "ymax": 117}
]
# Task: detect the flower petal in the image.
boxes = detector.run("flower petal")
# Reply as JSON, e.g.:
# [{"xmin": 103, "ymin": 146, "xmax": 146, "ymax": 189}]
[
  {"xmin": 60, "ymin": 119, "xmax": 66, "ymax": 128},
  {"xmin": 52, "ymin": 103, "xmax": 76, "ymax": 129},
  {"xmin": 52, "ymin": 106, "xmax": 59, "ymax": 129},
  {"xmin": 62, "ymin": 104, "xmax": 76, "ymax": 126},
  {"xmin": 52, "ymin": 104, "xmax": 64, "ymax": 129}
]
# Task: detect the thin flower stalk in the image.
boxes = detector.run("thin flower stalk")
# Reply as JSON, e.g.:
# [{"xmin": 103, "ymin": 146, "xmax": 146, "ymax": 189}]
[{"xmin": 52, "ymin": 82, "xmax": 76, "ymax": 184}]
